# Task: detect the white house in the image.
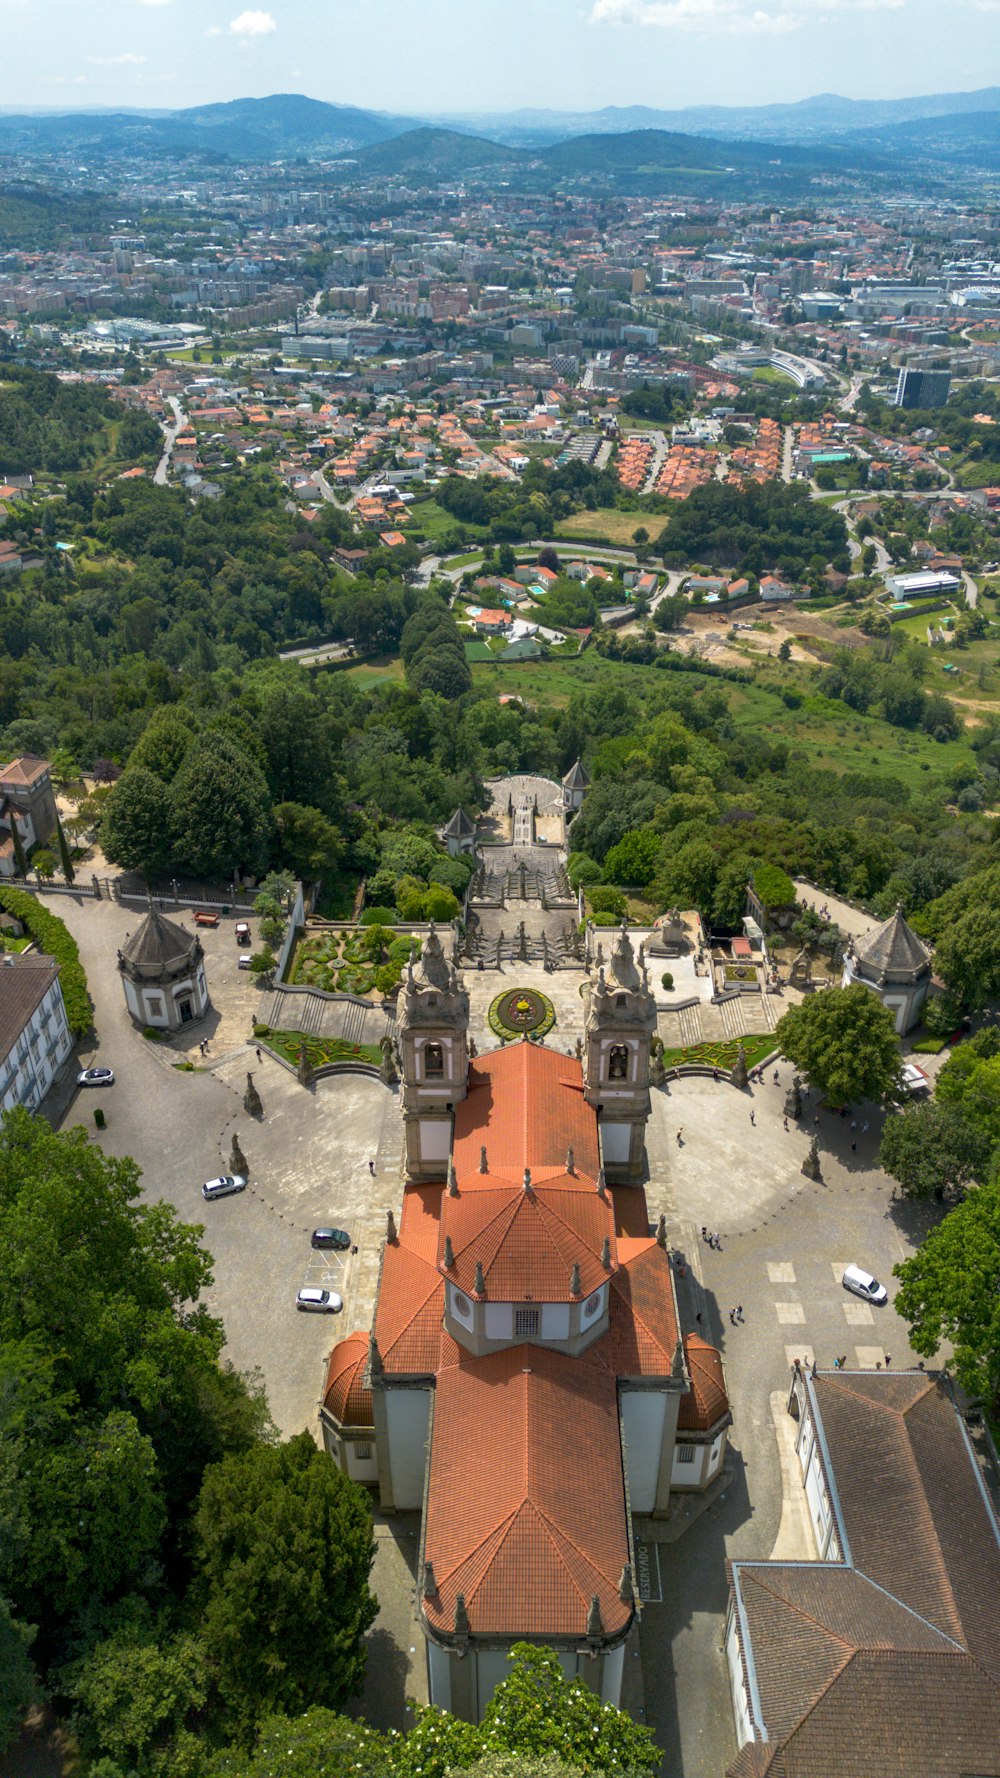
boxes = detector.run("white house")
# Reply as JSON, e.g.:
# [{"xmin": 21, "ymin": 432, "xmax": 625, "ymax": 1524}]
[{"xmin": 0, "ymin": 953, "xmax": 74, "ymax": 1114}]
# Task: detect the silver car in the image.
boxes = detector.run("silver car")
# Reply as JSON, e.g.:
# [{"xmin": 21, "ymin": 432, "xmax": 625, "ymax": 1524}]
[
  {"xmin": 202, "ymin": 1174, "xmax": 247, "ymax": 1200},
  {"xmin": 78, "ymin": 1066, "xmax": 115, "ymax": 1087},
  {"xmin": 296, "ymin": 1287, "xmax": 343, "ymax": 1314}
]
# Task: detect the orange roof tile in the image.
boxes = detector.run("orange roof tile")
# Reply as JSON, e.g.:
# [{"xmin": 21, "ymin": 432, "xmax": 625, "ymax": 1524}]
[
  {"xmin": 678, "ymin": 1333, "xmax": 730, "ymax": 1432},
  {"xmin": 324, "ymin": 1332, "xmax": 375, "ymax": 1428},
  {"xmin": 422, "ymin": 1344, "xmax": 632, "ymax": 1640},
  {"xmin": 441, "ymin": 1182, "xmax": 616, "ymax": 1301},
  {"xmin": 452, "ymin": 1046, "xmax": 598, "ymax": 1182}
]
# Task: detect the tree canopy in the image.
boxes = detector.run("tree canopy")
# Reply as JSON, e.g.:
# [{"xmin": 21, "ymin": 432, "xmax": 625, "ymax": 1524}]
[
  {"xmin": 775, "ymin": 984, "xmax": 904, "ymax": 1107},
  {"xmin": 893, "ymin": 1178, "xmax": 1000, "ymax": 1414}
]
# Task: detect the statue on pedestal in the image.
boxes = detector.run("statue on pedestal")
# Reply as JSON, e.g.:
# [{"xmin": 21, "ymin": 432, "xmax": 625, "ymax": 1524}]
[
  {"xmin": 230, "ymin": 1132, "xmax": 248, "ymax": 1178},
  {"xmin": 784, "ymin": 1075, "xmax": 802, "ymax": 1120},
  {"xmin": 379, "ymin": 1033, "xmax": 398, "ymax": 1086},
  {"xmin": 243, "ymin": 1072, "xmax": 263, "ymax": 1118},
  {"xmin": 801, "ymin": 1137, "xmax": 822, "ymax": 1182},
  {"xmin": 730, "ymin": 1044, "xmax": 749, "ymax": 1090}
]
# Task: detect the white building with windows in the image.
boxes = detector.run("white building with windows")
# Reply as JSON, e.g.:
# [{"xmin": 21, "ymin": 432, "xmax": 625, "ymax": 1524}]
[{"xmin": 0, "ymin": 953, "xmax": 74, "ymax": 1114}]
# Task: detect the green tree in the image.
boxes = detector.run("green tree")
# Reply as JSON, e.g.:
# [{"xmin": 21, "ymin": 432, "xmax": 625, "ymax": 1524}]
[
  {"xmin": 893, "ymin": 1178, "xmax": 1000, "ymax": 1412},
  {"xmin": 100, "ymin": 768, "xmax": 173, "ymax": 879},
  {"xmin": 479, "ymin": 1644, "xmax": 660, "ymax": 1776},
  {"xmin": 775, "ymin": 984, "xmax": 904, "ymax": 1107},
  {"xmin": 49, "ymin": 747, "xmax": 81, "ymax": 791},
  {"xmin": 753, "ymin": 862, "xmax": 796, "ymax": 912},
  {"xmin": 55, "ymin": 814, "xmax": 75, "ymax": 885},
  {"xmin": 193, "ymin": 1431, "xmax": 378, "ymax": 1735},
  {"xmin": 602, "ymin": 827, "xmax": 661, "ymax": 888},
  {"xmin": 128, "ymin": 710, "xmax": 197, "ymax": 785},
  {"xmin": 31, "ymin": 849, "xmax": 55, "ymax": 882},
  {"xmin": 777, "ymin": 638, "xmax": 792, "ymax": 662},
  {"xmin": 878, "ymin": 1100, "xmax": 992, "ymax": 1200},
  {"xmin": 169, "ymin": 739, "xmax": 273, "ymax": 881},
  {"xmin": 273, "ymin": 802, "xmax": 341, "ymax": 881},
  {"xmin": 207, "ymin": 1708, "xmax": 392, "ymax": 1778},
  {"xmin": 933, "ymin": 907, "xmax": 1000, "ymax": 1010},
  {"xmin": 67, "ymin": 1619, "xmax": 208, "ymax": 1778},
  {"xmin": 0, "ymin": 1593, "xmax": 35, "ymax": 1756}
]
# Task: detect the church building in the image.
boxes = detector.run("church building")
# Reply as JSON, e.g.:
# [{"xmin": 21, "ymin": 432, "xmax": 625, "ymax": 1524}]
[{"xmin": 321, "ymin": 923, "xmax": 731, "ymax": 1721}]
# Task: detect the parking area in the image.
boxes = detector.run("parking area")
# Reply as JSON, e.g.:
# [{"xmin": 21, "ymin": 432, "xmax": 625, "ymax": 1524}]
[{"xmin": 49, "ymin": 893, "xmax": 400, "ymax": 1437}]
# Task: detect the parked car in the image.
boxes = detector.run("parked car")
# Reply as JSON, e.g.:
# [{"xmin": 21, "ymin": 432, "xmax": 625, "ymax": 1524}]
[
  {"xmin": 202, "ymin": 1174, "xmax": 247, "ymax": 1200},
  {"xmin": 296, "ymin": 1287, "xmax": 343, "ymax": 1314},
  {"xmin": 311, "ymin": 1227, "xmax": 351, "ymax": 1250},
  {"xmin": 237, "ymin": 954, "xmax": 253, "ymax": 970},
  {"xmin": 842, "ymin": 1264, "xmax": 888, "ymax": 1306},
  {"xmin": 235, "ymin": 921, "xmax": 251, "ymax": 945},
  {"xmin": 78, "ymin": 1066, "xmax": 115, "ymax": 1088}
]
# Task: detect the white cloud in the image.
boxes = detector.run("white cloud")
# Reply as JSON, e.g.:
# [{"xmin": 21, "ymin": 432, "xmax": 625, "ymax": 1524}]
[
  {"xmin": 136, "ymin": 1, "xmax": 174, "ymax": 8},
  {"xmin": 229, "ymin": 8, "xmax": 276, "ymax": 34},
  {"xmin": 591, "ymin": 0, "xmax": 901, "ymax": 25},
  {"xmin": 89, "ymin": 51, "xmax": 147, "ymax": 65}
]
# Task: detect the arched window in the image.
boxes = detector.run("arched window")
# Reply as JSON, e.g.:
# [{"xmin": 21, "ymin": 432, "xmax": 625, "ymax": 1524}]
[
  {"xmin": 425, "ymin": 1042, "xmax": 444, "ymax": 1079},
  {"xmin": 609, "ymin": 1043, "xmax": 628, "ymax": 1081}
]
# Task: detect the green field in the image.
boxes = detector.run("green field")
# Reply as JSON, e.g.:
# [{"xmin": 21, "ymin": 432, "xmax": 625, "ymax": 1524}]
[
  {"xmin": 409, "ymin": 499, "xmax": 487, "ymax": 544},
  {"xmin": 343, "ymin": 655, "xmax": 406, "ymax": 687},
  {"xmin": 725, "ymin": 680, "xmax": 975, "ymax": 788},
  {"xmin": 554, "ymin": 508, "xmax": 645, "ymax": 547}
]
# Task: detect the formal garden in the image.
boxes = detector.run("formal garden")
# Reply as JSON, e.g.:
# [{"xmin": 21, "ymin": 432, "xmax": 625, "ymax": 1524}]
[
  {"xmin": 253, "ymin": 1027, "xmax": 382, "ymax": 1070},
  {"xmin": 289, "ymin": 927, "xmax": 422, "ymax": 999},
  {"xmin": 659, "ymin": 1034, "xmax": 776, "ymax": 1072}
]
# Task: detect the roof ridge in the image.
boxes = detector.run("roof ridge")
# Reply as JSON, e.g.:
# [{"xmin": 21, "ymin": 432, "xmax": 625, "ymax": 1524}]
[
  {"xmin": 740, "ymin": 1568, "xmax": 861, "ymax": 1655},
  {"xmin": 530, "ymin": 1497, "xmax": 621, "ymax": 1597}
]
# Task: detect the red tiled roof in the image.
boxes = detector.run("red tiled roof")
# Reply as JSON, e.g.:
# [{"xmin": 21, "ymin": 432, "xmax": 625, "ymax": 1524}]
[
  {"xmin": 374, "ymin": 1184, "xmax": 445, "ymax": 1375},
  {"xmin": 602, "ymin": 1238, "xmax": 680, "ymax": 1376},
  {"xmin": 422, "ymin": 1343, "xmax": 632, "ymax": 1641},
  {"xmin": 441, "ymin": 1182, "xmax": 615, "ymax": 1300},
  {"xmin": 324, "ymin": 1332, "xmax": 374, "ymax": 1428},
  {"xmin": 0, "ymin": 754, "xmax": 49, "ymax": 787},
  {"xmin": 679, "ymin": 1333, "xmax": 730, "ymax": 1431},
  {"xmin": 452, "ymin": 1046, "xmax": 598, "ymax": 1182}
]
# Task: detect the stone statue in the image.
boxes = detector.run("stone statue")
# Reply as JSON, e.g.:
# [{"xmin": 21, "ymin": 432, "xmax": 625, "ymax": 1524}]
[
  {"xmin": 243, "ymin": 1071, "xmax": 263, "ymax": 1118},
  {"xmin": 230, "ymin": 1132, "xmax": 248, "ymax": 1178},
  {"xmin": 574, "ymin": 1036, "xmax": 583, "ymax": 1061},
  {"xmin": 730, "ymin": 1043, "xmax": 748, "ymax": 1090},
  {"xmin": 649, "ymin": 1037, "xmax": 666, "ymax": 1088},
  {"xmin": 297, "ymin": 1043, "xmax": 312, "ymax": 1087},
  {"xmin": 784, "ymin": 1075, "xmax": 802, "ymax": 1120},
  {"xmin": 468, "ymin": 1036, "xmax": 477, "ymax": 1058},
  {"xmin": 801, "ymin": 1137, "xmax": 822, "ymax": 1182},
  {"xmin": 789, "ymin": 944, "xmax": 813, "ymax": 988},
  {"xmin": 379, "ymin": 1032, "xmax": 398, "ymax": 1086}
]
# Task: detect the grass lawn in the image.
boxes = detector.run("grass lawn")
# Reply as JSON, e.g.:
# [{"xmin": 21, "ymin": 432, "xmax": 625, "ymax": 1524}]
[
  {"xmin": 464, "ymin": 638, "xmax": 497, "ymax": 661},
  {"xmin": 660, "ymin": 1034, "xmax": 775, "ymax": 1071},
  {"xmin": 343, "ymin": 655, "xmax": 405, "ymax": 687},
  {"xmin": 409, "ymin": 499, "xmax": 487, "ymax": 544},
  {"xmin": 442, "ymin": 550, "xmax": 484, "ymax": 569},
  {"xmin": 554, "ymin": 508, "xmax": 645, "ymax": 547},
  {"xmin": 751, "ymin": 366, "xmax": 796, "ymax": 384}
]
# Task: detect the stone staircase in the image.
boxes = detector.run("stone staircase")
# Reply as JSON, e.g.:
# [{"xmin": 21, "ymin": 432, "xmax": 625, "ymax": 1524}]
[{"xmin": 259, "ymin": 985, "xmax": 394, "ymax": 1048}]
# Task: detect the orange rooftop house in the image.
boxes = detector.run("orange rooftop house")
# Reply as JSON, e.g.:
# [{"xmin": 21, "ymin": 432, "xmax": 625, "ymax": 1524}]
[{"xmin": 321, "ymin": 924, "xmax": 732, "ymax": 1721}]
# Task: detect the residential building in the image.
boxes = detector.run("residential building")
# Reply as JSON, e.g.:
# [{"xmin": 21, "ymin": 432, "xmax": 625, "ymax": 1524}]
[
  {"xmin": 0, "ymin": 755, "xmax": 58, "ymax": 876},
  {"xmin": 0, "ymin": 953, "xmax": 74, "ymax": 1114}
]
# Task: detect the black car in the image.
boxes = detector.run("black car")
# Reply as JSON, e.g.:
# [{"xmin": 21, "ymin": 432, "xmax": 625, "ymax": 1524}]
[{"xmin": 311, "ymin": 1227, "xmax": 351, "ymax": 1250}]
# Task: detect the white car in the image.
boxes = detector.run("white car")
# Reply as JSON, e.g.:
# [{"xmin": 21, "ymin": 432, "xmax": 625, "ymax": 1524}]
[
  {"xmin": 842, "ymin": 1264, "xmax": 888, "ymax": 1306},
  {"xmin": 237, "ymin": 954, "xmax": 253, "ymax": 970},
  {"xmin": 78, "ymin": 1066, "xmax": 115, "ymax": 1088},
  {"xmin": 202, "ymin": 1174, "xmax": 247, "ymax": 1200},
  {"xmin": 296, "ymin": 1287, "xmax": 343, "ymax": 1314}
]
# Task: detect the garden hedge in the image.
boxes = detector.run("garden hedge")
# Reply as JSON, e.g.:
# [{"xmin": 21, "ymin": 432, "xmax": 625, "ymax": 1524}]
[{"xmin": 0, "ymin": 886, "xmax": 92, "ymax": 1037}]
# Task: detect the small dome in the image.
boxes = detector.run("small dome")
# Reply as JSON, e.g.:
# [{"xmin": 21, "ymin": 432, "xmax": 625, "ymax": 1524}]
[
  {"xmin": 678, "ymin": 1334, "xmax": 730, "ymax": 1432},
  {"xmin": 324, "ymin": 1332, "xmax": 374, "ymax": 1428}
]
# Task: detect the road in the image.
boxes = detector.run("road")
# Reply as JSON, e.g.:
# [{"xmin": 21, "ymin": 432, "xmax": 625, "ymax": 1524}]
[{"xmin": 153, "ymin": 395, "xmax": 185, "ymax": 487}]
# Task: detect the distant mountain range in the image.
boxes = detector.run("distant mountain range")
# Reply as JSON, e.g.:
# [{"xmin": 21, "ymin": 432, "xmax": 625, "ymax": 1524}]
[{"xmin": 0, "ymin": 87, "xmax": 994, "ymax": 182}]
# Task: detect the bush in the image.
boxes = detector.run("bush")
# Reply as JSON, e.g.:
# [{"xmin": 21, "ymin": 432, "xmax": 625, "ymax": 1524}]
[
  {"xmin": 0, "ymin": 887, "xmax": 91, "ymax": 1036},
  {"xmin": 253, "ymin": 1023, "xmax": 271, "ymax": 1038},
  {"xmin": 661, "ymin": 972, "xmax": 674, "ymax": 990},
  {"xmin": 567, "ymin": 852, "xmax": 602, "ymax": 889},
  {"xmin": 753, "ymin": 862, "xmax": 796, "ymax": 912},
  {"xmin": 588, "ymin": 886, "xmax": 628, "ymax": 917},
  {"xmin": 93, "ymin": 1107, "xmax": 105, "ymax": 1129},
  {"xmin": 360, "ymin": 906, "xmax": 398, "ymax": 926}
]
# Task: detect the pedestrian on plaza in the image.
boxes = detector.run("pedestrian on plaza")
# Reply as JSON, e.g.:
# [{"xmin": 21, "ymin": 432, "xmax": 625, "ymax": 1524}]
[
  {"xmin": 773, "ymin": 1070, "xmax": 780, "ymax": 1085},
  {"xmin": 701, "ymin": 1225, "xmax": 707, "ymax": 1241},
  {"xmin": 850, "ymin": 1119, "xmax": 857, "ymax": 1134},
  {"xmin": 851, "ymin": 1140, "xmax": 857, "ymax": 1152},
  {"xmin": 783, "ymin": 1116, "xmax": 789, "ymax": 1132},
  {"xmin": 255, "ymin": 1047, "xmax": 262, "ymax": 1063},
  {"xmin": 676, "ymin": 1129, "xmax": 683, "ymax": 1146},
  {"xmin": 368, "ymin": 1159, "xmax": 375, "ymax": 1176},
  {"xmin": 714, "ymin": 1234, "xmax": 723, "ymax": 1251},
  {"xmin": 712, "ymin": 1067, "xmax": 719, "ymax": 1082},
  {"xmin": 862, "ymin": 1119, "xmax": 869, "ymax": 1135},
  {"xmin": 729, "ymin": 1308, "xmax": 736, "ymax": 1326},
  {"xmin": 884, "ymin": 1354, "xmax": 891, "ymax": 1368},
  {"xmin": 737, "ymin": 1304, "xmax": 744, "ymax": 1322},
  {"xmin": 750, "ymin": 1109, "xmax": 756, "ymax": 1126},
  {"xmin": 813, "ymin": 1113, "xmax": 820, "ymax": 1126}
]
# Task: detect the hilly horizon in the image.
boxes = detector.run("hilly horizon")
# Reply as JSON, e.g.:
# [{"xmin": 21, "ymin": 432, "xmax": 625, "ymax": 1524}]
[{"xmin": 0, "ymin": 84, "xmax": 998, "ymax": 162}]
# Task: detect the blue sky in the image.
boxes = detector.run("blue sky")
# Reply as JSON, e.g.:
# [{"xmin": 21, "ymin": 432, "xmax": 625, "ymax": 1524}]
[{"xmin": 1, "ymin": 0, "xmax": 997, "ymax": 116}]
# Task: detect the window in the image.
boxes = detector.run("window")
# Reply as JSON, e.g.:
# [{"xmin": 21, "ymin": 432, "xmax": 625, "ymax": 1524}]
[
  {"xmin": 616, "ymin": 994, "xmax": 626, "ymax": 1008},
  {"xmin": 424, "ymin": 1043, "xmax": 444, "ymax": 1080},
  {"xmin": 676, "ymin": 1444, "xmax": 696, "ymax": 1464},
  {"xmin": 608, "ymin": 1043, "xmax": 628, "ymax": 1081},
  {"xmin": 515, "ymin": 1307, "xmax": 540, "ymax": 1337},
  {"xmin": 354, "ymin": 1442, "xmax": 373, "ymax": 1462}
]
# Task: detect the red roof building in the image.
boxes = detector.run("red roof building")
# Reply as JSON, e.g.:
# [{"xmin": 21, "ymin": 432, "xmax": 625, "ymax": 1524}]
[{"xmin": 321, "ymin": 924, "xmax": 731, "ymax": 1722}]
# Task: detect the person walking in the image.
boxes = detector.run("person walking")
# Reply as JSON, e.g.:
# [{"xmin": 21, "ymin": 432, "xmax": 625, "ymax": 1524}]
[
  {"xmin": 255, "ymin": 1046, "xmax": 262, "ymax": 1063},
  {"xmin": 783, "ymin": 1116, "xmax": 789, "ymax": 1132},
  {"xmin": 884, "ymin": 1353, "xmax": 891, "ymax": 1368},
  {"xmin": 773, "ymin": 1070, "xmax": 780, "ymax": 1085},
  {"xmin": 368, "ymin": 1159, "xmax": 375, "ymax": 1177},
  {"xmin": 729, "ymin": 1308, "xmax": 736, "ymax": 1326},
  {"xmin": 750, "ymin": 1109, "xmax": 756, "ymax": 1126},
  {"xmin": 676, "ymin": 1129, "xmax": 683, "ymax": 1146},
  {"xmin": 862, "ymin": 1119, "xmax": 869, "ymax": 1136},
  {"xmin": 736, "ymin": 1304, "xmax": 744, "ymax": 1323}
]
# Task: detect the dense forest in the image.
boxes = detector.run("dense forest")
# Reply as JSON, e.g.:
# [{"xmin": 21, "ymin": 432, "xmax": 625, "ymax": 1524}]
[
  {"xmin": 657, "ymin": 479, "xmax": 851, "ymax": 576},
  {"xmin": 0, "ymin": 367, "xmax": 161, "ymax": 476}
]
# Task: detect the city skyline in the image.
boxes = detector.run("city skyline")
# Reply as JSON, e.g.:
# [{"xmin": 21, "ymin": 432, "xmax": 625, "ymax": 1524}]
[{"xmin": 0, "ymin": 0, "xmax": 996, "ymax": 120}]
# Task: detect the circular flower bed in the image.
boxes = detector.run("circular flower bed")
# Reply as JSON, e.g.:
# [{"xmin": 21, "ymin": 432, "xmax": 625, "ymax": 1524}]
[{"xmin": 488, "ymin": 986, "xmax": 556, "ymax": 1041}]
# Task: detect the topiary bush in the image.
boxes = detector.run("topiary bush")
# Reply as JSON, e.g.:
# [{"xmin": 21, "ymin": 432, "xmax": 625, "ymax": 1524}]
[
  {"xmin": 0, "ymin": 885, "xmax": 91, "ymax": 1037},
  {"xmin": 588, "ymin": 887, "xmax": 628, "ymax": 918},
  {"xmin": 360, "ymin": 906, "xmax": 398, "ymax": 926}
]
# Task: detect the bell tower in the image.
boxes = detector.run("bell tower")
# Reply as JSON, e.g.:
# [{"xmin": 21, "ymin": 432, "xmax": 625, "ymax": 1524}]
[
  {"xmin": 396, "ymin": 924, "xmax": 470, "ymax": 1182},
  {"xmin": 582, "ymin": 922, "xmax": 656, "ymax": 1184}
]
